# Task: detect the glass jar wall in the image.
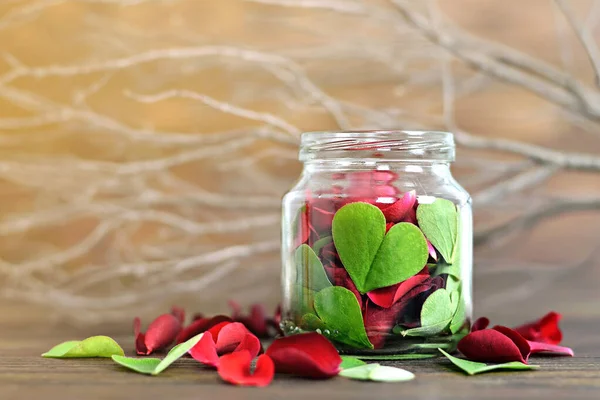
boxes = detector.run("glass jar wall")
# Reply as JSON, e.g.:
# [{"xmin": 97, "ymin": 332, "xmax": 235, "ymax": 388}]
[{"xmin": 281, "ymin": 131, "xmax": 472, "ymax": 356}]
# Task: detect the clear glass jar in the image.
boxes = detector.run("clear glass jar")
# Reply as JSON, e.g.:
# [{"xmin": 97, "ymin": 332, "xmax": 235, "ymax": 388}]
[{"xmin": 280, "ymin": 131, "xmax": 472, "ymax": 357}]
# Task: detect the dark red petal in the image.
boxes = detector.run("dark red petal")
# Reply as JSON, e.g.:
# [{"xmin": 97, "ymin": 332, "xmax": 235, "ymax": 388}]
[
  {"xmin": 143, "ymin": 314, "xmax": 182, "ymax": 355},
  {"xmin": 381, "ymin": 190, "xmax": 416, "ymax": 223},
  {"xmin": 458, "ymin": 329, "xmax": 528, "ymax": 364},
  {"xmin": 192, "ymin": 313, "xmax": 205, "ymax": 321},
  {"xmin": 171, "ymin": 306, "xmax": 186, "ymax": 325},
  {"xmin": 401, "ymin": 207, "xmax": 417, "ymax": 224},
  {"xmin": 471, "ymin": 317, "xmax": 490, "ymax": 332},
  {"xmin": 218, "ymin": 351, "xmax": 274, "ymax": 387},
  {"xmin": 228, "ymin": 300, "xmax": 242, "ymax": 319},
  {"xmin": 266, "ymin": 332, "xmax": 342, "ymax": 378},
  {"xmin": 363, "ymin": 299, "xmax": 407, "ymax": 349},
  {"xmin": 367, "ymin": 268, "xmax": 429, "ymax": 309},
  {"xmin": 308, "ymin": 201, "xmax": 336, "ymax": 232},
  {"xmin": 527, "ymin": 341, "xmax": 574, "ymax": 357},
  {"xmin": 492, "ymin": 325, "xmax": 531, "ymax": 362},
  {"xmin": 514, "ymin": 312, "xmax": 563, "ymax": 345},
  {"xmin": 385, "ymin": 222, "xmax": 394, "ymax": 233},
  {"xmin": 189, "ymin": 332, "xmax": 219, "ymax": 368},
  {"xmin": 175, "ymin": 315, "xmax": 233, "ymax": 344},
  {"xmin": 248, "ymin": 304, "xmax": 269, "ymax": 337},
  {"xmin": 133, "ymin": 317, "xmax": 147, "ymax": 355}
]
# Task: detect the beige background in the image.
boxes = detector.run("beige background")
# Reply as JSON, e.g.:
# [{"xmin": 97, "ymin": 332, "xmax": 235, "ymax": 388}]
[{"xmin": 0, "ymin": 0, "xmax": 599, "ymax": 330}]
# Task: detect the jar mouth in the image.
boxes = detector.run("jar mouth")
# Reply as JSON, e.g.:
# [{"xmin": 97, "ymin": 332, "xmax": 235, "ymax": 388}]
[{"xmin": 299, "ymin": 130, "xmax": 455, "ymax": 162}]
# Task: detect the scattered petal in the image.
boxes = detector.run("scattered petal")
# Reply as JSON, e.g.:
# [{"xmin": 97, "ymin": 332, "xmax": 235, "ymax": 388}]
[
  {"xmin": 42, "ymin": 336, "xmax": 124, "ymax": 358},
  {"xmin": 514, "ymin": 312, "xmax": 563, "ymax": 345},
  {"xmin": 134, "ymin": 310, "xmax": 183, "ymax": 355},
  {"xmin": 471, "ymin": 317, "xmax": 490, "ymax": 332},
  {"xmin": 266, "ymin": 332, "xmax": 342, "ymax": 378},
  {"xmin": 189, "ymin": 322, "xmax": 260, "ymax": 368},
  {"xmin": 217, "ymin": 351, "xmax": 274, "ymax": 387},
  {"xmin": 175, "ymin": 315, "xmax": 232, "ymax": 344},
  {"xmin": 457, "ymin": 328, "xmax": 529, "ymax": 364},
  {"xmin": 189, "ymin": 333, "xmax": 220, "ymax": 368},
  {"xmin": 229, "ymin": 302, "xmax": 271, "ymax": 337},
  {"xmin": 527, "ymin": 341, "xmax": 574, "ymax": 357}
]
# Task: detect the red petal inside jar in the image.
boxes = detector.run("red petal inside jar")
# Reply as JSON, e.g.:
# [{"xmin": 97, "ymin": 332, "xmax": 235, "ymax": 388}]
[{"xmin": 366, "ymin": 268, "xmax": 430, "ymax": 309}]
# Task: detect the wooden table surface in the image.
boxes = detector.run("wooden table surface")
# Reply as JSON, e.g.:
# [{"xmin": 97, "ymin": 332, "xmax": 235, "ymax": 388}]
[{"xmin": 1, "ymin": 303, "xmax": 599, "ymax": 400}]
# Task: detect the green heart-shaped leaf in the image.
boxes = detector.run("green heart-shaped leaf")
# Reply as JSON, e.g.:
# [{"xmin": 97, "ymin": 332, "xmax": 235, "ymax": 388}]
[
  {"xmin": 340, "ymin": 356, "xmax": 367, "ymax": 370},
  {"xmin": 294, "ymin": 244, "xmax": 332, "ymax": 292},
  {"xmin": 300, "ymin": 313, "xmax": 326, "ymax": 331},
  {"xmin": 439, "ymin": 349, "xmax": 539, "ymax": 375},
  {"xmin": 42, "ymin": 336, "xmax": 124, "ymax": 358},
  {"xmin": 111, "ymin": 333, "xmax": 203, "ymax": 375},
  {"xmin": 333, "ymin": 203, "xmax": 428, "ymax": 293},
  {"xmin": 417, "ymin": 199, "xmax": 458, "ymax": 263},
  {"xmin": 314, "ymin": 286, "xmax": 373, "ymax": 349},
  {"xmin": 449, "ymin": 291, "xmax": 466, "ymax": 334},
  {"xmin": 112, "ymin": 356, "xmax": 161, "ymax": 374},
  {"xmin": 401, "ymin": 289, "xmax": 455, "ymax": 337}
]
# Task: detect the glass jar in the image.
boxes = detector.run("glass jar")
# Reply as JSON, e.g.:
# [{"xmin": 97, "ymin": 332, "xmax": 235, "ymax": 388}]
[{"xmin": 280, "ymin": 131, "xmax": 472, "ymax": 357}]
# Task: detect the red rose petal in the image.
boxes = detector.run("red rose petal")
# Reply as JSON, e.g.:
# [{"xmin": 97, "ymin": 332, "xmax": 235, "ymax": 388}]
[
  {"xmin": 133, "ymin": 317, "xmax": 148, "ymax": 355},
  {"xmin": 471, "ymin": 317, "xmax": 490, "ymax": 332},
  {"xmin": 218, "ymin": 351, "xmax": 274, "ymax": 387},
  {"xmin": 401, "ymin": 207, "xmax": 417, "ymax": 224},
  {"xmin": 207, "ymin": 321, "xmax": 234, "ymax": 341},
  {"xmin": 457, "ymin": 328, "xmax": 528, "ymax": 364},
  {"xmin": 189, "ymin": 333, "xmax": 220, "ymax": 367},
  {"xmin": 381, "ymin": 190, "xmax": 416, "ymax": 223},
  {"xmin": 266, "ymin": 333, "xmax": 341, "ymax": 378},
  {"xmin": 175, "ymin": 315, "xmax": 233, "ymax": 344},
  {"xmin": 216, "ymin": 322, "xmax": 261, "ymax": 358},
  {"xmin": 143, "ymin": 313, "xmax": 182, "ymax": 355},
  {"xmin": 367, "ymin": 268, "xmax": 430, "ymax": 309},
  {"xmin": 171, "ymin": 306, "xmax": 186, "ymax": 325},
  {"xmin": 228, "ymin": 302, "xmax": 270, "ymax": 337},
  {"xmin": 427, "ymin": 240, "xmax": 438, "ymax": 261},
  {"xmin": 527, "ymin": 341, "xmax": 574, "ymax": 357},
  {"xmin": 363, "ymin": 299, "xmax": 406, "ymax": 349},
  {"xmin": 492, "ymin": 325, "xmax": 531, "ymax": 362},
  {"xmin": 514, "ymin": 311, "xmax": 563, "ymax": 345}
]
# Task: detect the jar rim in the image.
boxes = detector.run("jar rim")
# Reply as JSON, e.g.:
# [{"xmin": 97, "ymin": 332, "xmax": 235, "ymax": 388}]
[{"xmin": 299, "ymin": 130, "xmax": 455, "ymax": 162}]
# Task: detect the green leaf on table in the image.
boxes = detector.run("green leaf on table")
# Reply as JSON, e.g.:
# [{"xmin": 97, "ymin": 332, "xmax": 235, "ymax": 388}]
[
  {"xmin": 314, "ymin": 286, "xmax": 373, "ymax": 349},
  {"xmin": 438, "ymin": 349, "xmax": 539, "ymax": 375},
  {"xmin": 294, "ymin": 244, "xmax": 332, "ymax": 292},
  {"xmin": 312, "ymin": 235, "xmax": 333, "ymax": 256},
  {"xmin": 417, "ymin": 199, "xmax": 458, "ymax": 264},
  {"xmin": 332, "ymin": 203, "xmax": 428, "ymax": 293},
  {"xmin": 111, "ymin": 333, "xmax": 204, "ymax": 375},
  {"xmin": 112, "ymin": 356, "xmax": 161, "ymax": 374},
  {"xmin": 401, "ymin": 289, "xmax": 455, "ymax": 337},
  {"xmin": 340, "ymin": 356, "xmax": 367, "ymax": 369},
  {"xmin": 42, "ymin": 336, "xmax": 124, "ymax": 358},
  {"xmin": 339, "ymin": 364, "xmax": 415, "ymax": 382}
]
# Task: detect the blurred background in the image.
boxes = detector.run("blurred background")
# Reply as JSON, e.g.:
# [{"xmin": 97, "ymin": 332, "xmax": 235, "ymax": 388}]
[{"xmin": 0, "ymin": 0, "xmax": 599, "ymax": 330}]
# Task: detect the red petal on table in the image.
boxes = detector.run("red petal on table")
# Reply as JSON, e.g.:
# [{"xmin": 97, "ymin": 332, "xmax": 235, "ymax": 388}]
[
  {"xmin": 171, "ymin": 306, "xmax": 186, "ymax": 325},
  {"xmin": 427, "ymin": 240, "xmax": 438, "ymax": 261},
  {"xmin": 218, "ymin": 351, "xmax": 274, "ymax": 387},
  {"xmin": 175, "ymin": 315, "xmax": 233, "ymax": 344},
  {"xmin": 192, "ymin": 313, "xmax": 205, "ymax": 321},
  {"xmin": 267, "ymin": 304, "xmax": 283, "ymax": 336},
  {"xmin": 492, "ymin": 326, "xmax": 531, "ymax": 362},
  {"xmin": 367, "ymin": 268, "xmax": 429, "ymax": 309},
  {"xmin": 189, "ymin": 333, "xmax": 220, "ymax": 367},
  {"xmin": 228, "ymin": 302, "xmax": 270, "ymax": 337},
  {"xmin": 323, "ymin": 265, "xmax": 362, "ymax": 308},
  {"xmin": 216, "ymin": 322, "xmax": 261, "ymax": 358},
  {"xmin": 381, "ymin": 190, "xmax": 416, "ymax": 223},
  {"xmin": 471, "ymin": 317, "xmax": 490, "ymax": 332},
  {"xmin": 266, "ymin": 332, "xmax": 342, "ymax": 378},
  {"xmin": 527, "ymin": 341, "xmax": 574, "ymax": 357},
  {"xmin": 207, "ymin": 321, "xmax": 233, "ymax": 341},
  {"xmin": 133, "ymin": 317, "xmax": 147, "ymax": 355},
  {"xmin": 143, "ymin": 313, "xmax": 182, "ymax": 355},
  {"xmin": 458, "ymin": 328, "xmax": 529, "ymax": 364},
  {"xmin": 514, "ymin": 311, "xmax": 563, "ymax": 345}
]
